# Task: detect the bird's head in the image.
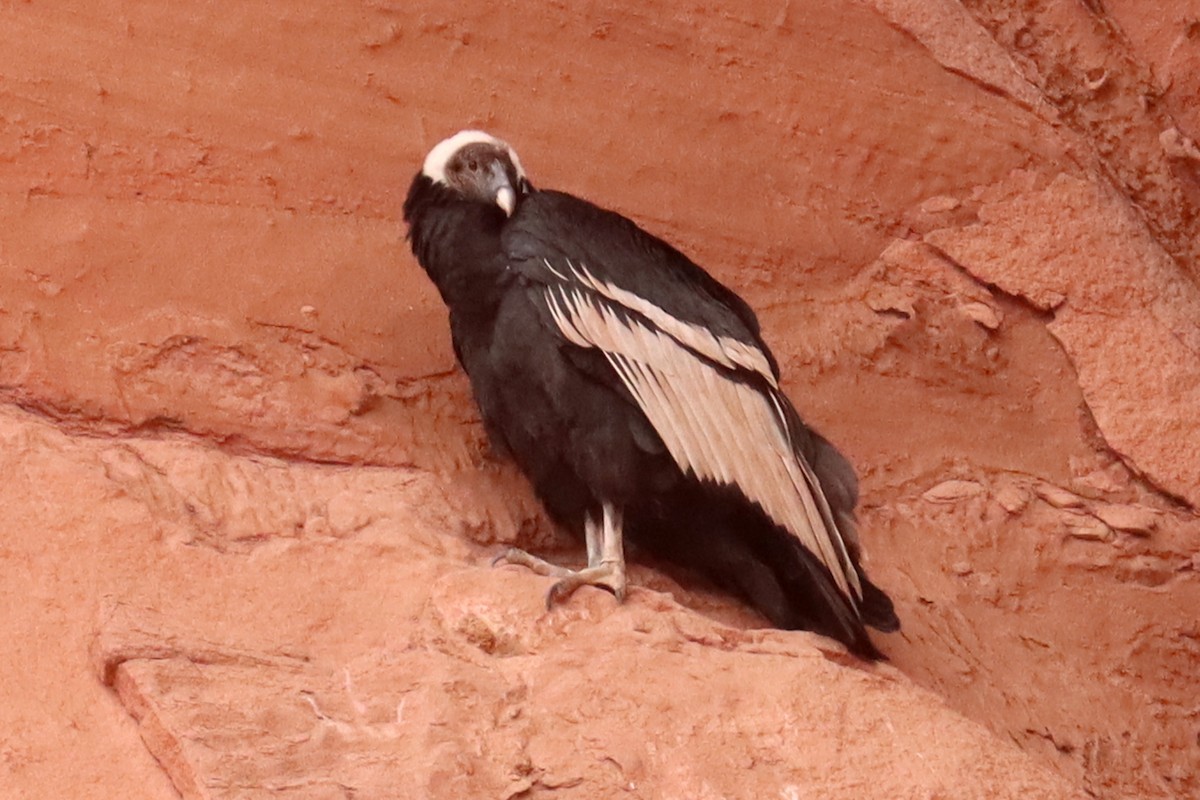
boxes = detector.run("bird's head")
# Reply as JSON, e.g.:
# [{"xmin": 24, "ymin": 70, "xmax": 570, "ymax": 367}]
[{"xmin": 421, "ymin": 130, "xmax": 530, "ymax": 216}]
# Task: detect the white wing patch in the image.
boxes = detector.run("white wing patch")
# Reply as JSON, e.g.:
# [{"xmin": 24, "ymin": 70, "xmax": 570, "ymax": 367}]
[
  {"xmin": 547, "ymin": 259, "xmax": 779, "ymax": 388},
  {"xmin": 543, "ymin": 282, "xmax": 863, "ymax": 602}
]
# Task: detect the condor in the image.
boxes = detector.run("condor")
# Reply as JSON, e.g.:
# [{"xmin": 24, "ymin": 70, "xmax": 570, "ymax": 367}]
[{"xmin": 403, "ymin": 130, "xmax": 899, "ymax": 659}]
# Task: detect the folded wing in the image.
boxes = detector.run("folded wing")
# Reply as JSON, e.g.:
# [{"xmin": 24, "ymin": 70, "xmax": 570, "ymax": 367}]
[{"xmin": 539, "ymin": 260, "xmax": 863, "ymax": 605}]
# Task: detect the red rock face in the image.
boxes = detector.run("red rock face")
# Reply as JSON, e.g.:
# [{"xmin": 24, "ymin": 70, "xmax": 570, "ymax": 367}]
[{"xmin": 1, "ymin": 2, "xmax": 1197, "ymax": 798}]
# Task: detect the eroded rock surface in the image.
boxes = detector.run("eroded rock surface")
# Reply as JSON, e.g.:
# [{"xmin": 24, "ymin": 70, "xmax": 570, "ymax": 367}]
[{"xmin": 1, "ymin": 2, "xmax": 1197, "ymax": 799}]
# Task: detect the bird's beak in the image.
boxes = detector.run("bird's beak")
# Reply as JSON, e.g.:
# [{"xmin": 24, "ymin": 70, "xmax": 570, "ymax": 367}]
[
  {"xmin": 495, "ymin": 186, "xmax": 516, "ymax": 216},
  {"xmin": 489, "ymin": 161, "xmax": 516, "ymax": 216}
]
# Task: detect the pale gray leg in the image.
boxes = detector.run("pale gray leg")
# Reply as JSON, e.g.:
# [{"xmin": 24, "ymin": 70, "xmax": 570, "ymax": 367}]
[
  {"xmin": 492, "ymin": 503, "xmax": 627, "ymax": 607},
  {"xmin": 584, "ymin": 511, "xmax": 602, "ymax": 567}
]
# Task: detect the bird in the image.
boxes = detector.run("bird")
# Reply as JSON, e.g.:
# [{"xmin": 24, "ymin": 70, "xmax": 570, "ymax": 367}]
[{"xmin": 403, "ymin": 130, "xmax": 899, "ymax": 659}]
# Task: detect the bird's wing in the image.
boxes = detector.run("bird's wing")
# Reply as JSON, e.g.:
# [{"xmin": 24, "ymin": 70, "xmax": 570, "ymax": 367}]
[
  {"xmin": 504, "ymin": 190, "xmax": 782, "ymax": 377},
  {"xmin": 544, "ymin": 257, "xmax": 779, "ymax": 389},
  {"xmin": 538, "ymin": 270, "xmax": 862, "ymax": 603}
]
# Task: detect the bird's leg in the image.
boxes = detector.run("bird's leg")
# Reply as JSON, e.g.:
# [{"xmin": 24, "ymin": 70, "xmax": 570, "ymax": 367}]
[
  {"xmin": 492, "ymin": 504, "xmax": 628, "ymax": 607},
  {"xmin": 602, "ymin": 503, "xmax": 625, "ymax": 585},
  {"xmin": 489, "ymin": 512, "xmax": 603, "ymax": 579},
  {"xmin": 545, "ymin": 503, "xmax": 626, "ymax": 605},
  {"xmin": 585, "ymin": 510, "xmax": 603, "ymax": 567}
]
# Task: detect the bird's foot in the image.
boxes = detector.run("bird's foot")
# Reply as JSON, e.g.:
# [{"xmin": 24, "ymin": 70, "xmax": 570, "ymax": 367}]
[
  {"xmin": 492, "ymin": 548, "xmax": 627, "ymax": 607},
  {"xmin": 491, "ymin": 547, "xmax": 575, "ymax": 578},
  {"xmin": 545, "ymin": 561, "xmax": 626, "ymax": 606}
]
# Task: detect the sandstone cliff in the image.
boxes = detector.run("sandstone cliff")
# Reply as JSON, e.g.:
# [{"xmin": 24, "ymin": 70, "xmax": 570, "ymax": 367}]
[{"xmin": 1, "ymin": 2, "xmax": 1197, "ymax": 798}]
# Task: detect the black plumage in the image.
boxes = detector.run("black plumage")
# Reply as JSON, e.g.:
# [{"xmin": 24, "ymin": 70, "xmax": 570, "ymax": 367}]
[{"xmin": 404, "ymin": 130, "xmax": 899, "ymax": 659}]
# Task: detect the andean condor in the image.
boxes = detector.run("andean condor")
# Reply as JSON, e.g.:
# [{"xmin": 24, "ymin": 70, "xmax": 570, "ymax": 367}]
[{"xmin": 403, "ymin": 130, "xmax": 899, "ymax": 659}]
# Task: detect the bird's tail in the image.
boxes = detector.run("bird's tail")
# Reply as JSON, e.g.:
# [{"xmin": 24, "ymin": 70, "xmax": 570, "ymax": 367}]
[
  {"xmin": 768, "ymin": 533, "xmax": 889, "ymax": 660},
  {"xmin": 686, "ymin": 491, "xmax": 891, "ymax": 659},
  {"xmin": 629, "ymin": 480, "xmax": 897, "ymax": 660},
  {"xmin": 859, "ymin": 573, "xmax": 900, "ymax": 633}
]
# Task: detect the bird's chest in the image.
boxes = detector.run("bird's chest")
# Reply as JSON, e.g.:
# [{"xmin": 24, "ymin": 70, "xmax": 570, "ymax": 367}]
[{"xmin": 456, "ymin": 289, "xmax": 573, "ymax": 413}]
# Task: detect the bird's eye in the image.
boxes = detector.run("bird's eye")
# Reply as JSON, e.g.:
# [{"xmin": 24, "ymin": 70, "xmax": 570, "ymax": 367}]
[{"xmin": 468, "ymin": 160, "xmax": 479, "ymax": 172}]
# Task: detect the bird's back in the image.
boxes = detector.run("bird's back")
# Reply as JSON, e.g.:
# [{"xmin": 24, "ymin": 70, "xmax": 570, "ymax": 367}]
[{"xmin": 502, "ymin": 190, "xmax": 897, "ymax": 655}]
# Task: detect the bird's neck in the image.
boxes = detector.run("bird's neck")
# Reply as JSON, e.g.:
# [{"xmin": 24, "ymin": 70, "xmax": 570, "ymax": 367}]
[{"xmin": 408, "ymin": 199, "xmax": 513, "ymax": 312}]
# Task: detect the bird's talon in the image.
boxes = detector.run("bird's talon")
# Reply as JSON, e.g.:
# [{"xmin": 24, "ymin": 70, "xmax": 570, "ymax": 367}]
[
  {"xmin": 545, "ymin": 576, "xmax": 583, "ymax": 609},
  {"xmin": 541, "ymin": 564, "xmax": 626, "ymax": 610}
]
